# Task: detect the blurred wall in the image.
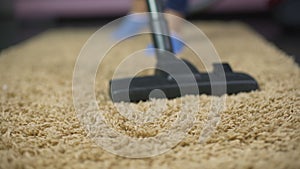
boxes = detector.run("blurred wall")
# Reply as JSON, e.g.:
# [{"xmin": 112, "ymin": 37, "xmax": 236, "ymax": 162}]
[
  {"xmin": 0, "ymin": 0, "xmax": 17, "ymax": 50},
  {"xmin": 14, "ymin": 0, "xmax": 131, "ymax": 19},
  {"xmin": 0, "ymin": 0, "xmax": 13, "ymax": 19},
  {"xmin": 13, "ymin": 0, "xmax": 270, "ymax": 20}
]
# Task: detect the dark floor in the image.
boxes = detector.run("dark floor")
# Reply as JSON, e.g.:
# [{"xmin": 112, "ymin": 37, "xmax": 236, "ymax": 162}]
[{"xmin": 1, "ymin": 12, "xmax": 300, "ymax": 64}]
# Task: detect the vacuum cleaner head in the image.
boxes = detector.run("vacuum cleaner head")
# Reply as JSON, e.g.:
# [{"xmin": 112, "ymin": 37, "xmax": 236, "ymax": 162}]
[{"xmin": 109, "ymin": 62, "xmax": 259, "ymax": 102}]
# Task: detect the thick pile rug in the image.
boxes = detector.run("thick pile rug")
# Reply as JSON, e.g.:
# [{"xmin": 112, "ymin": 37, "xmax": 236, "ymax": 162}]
[{"xmin": 0, "ymin": 22, "xmax": 299, "ymax": 169}]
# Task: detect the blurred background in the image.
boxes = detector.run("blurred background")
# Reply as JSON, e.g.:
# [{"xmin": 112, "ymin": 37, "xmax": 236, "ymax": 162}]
[{"xmin": 0, "ymin": 0, "xmax": 299, "ymax": 63}]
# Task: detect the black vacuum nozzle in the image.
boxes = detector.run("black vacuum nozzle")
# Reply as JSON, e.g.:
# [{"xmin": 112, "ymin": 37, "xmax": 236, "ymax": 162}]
[{"xmin": 109, "ymin": 62, "xmax": 259, "ymax": 102}]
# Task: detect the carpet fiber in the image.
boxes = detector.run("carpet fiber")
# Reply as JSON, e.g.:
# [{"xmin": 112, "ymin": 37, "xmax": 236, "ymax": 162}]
[{"xmin": 0, "ymin": 22, "xmax": 299, "ymax": 169}]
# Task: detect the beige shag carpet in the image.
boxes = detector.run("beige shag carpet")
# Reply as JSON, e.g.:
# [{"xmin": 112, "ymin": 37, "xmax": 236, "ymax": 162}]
[{"xmin": 0, "ymin": 22, "xmax": 299, "ymax": 169}]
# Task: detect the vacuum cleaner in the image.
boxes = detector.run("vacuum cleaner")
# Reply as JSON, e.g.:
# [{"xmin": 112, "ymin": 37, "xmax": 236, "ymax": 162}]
[{"xmin": 109, "ymin": 0, "xmax": 259, "ymax": 102}]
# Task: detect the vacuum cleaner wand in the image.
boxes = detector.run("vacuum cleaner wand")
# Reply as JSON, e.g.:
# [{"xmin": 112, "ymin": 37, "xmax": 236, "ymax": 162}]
[
  {"xmin": 109, "ymin": 0, "xmax": 259, "ymax": 102},
  {"xmin": 146, "ymin": 0, "xmax": 173, "ymax": 54},
  {"xmin": 146, "ymin": 0, "xmax": 179, "ymax": 78}
]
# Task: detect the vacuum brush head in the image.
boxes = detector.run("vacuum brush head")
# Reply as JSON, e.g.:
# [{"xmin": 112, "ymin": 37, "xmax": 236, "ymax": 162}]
[{"xmin": 109, "ymin": 62, "xmax": 259, "ymax": 102}]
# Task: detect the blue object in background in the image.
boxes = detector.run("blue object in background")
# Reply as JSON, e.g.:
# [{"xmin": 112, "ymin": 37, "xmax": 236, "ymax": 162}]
[
  {"xmin": 146, "ymin": 33, "xmax": 184, "ymax": 55},
  {"xmin": 165, "ymin": 0, "xmax": 188, "ymax": 15},
  {"xmin": 113, "ymin": 15, "xmax": 148, "ymax": 40}
]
